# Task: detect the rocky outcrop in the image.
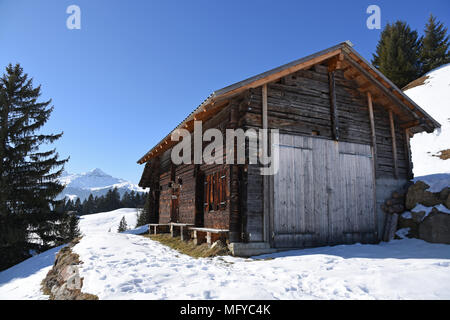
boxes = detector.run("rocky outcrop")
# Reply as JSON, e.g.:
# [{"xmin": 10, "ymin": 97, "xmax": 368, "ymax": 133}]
[
  {"xmin": 397, "ymin": 180, "xmax": 450, "ymax": 244},
  {"xmin": 41, "ymin": 238, "xmax": 98, "ymax": 300},
  {"xmin": 405, "ymin": 181, "xmax": 442, "ymax": 209},
  {"xmin": 419, "ymin": 210, "xmax": 450, "ymax": 244}
]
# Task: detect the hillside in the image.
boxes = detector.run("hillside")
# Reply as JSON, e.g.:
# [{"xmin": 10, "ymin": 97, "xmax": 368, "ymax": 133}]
[
  {"xmin": 58, "ymin": 169, "xmax": 146, "ymax": 201},
  {"xmin": 404, "ymin": 64, "xmax": 450, "ymax": 177}
]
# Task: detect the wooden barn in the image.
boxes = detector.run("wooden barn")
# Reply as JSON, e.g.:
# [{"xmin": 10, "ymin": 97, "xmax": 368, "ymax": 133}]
[{"xmin": 137, "ymin": 42, "xmax": 440, "ymax": 256}]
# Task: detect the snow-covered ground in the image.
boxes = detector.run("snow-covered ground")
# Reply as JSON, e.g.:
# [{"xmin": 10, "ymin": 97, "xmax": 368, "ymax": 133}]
[
  {"xmin": 1, "ymin": 208, "xmax": 450, "ymax": 300},
  {"xmin": 404, "ymin": 64, "xmax": 450, "ymax": 176}
]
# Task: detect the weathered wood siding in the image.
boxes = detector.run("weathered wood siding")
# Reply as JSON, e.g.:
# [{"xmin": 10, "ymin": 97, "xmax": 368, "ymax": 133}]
[
  {"xmin": 241, "ymin": 64, "xmax": 408, "ymax": 243},
  {"xmin": 243, "ymin": 65, "xmax": 409, "ymax": 178},
  {"xmin": 176, "ymin": 164, "xmax": 196, "ymax": 224},
  {"xmin": 153, "ymin": 96, "xmax": 240, "ymax": 230}
]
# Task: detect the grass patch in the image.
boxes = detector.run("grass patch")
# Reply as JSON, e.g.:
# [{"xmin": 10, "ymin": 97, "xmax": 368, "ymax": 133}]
[
  {"xmin": 143, "ymin": 234, "xmax": 230, "ymax": 258},
  {"xmin": 402, "ymin": 75, "xmax": 429, "ymax": 91},
  {"xmin": 433, "ymin": 149, "xmax": 450, "ymax": 160}
]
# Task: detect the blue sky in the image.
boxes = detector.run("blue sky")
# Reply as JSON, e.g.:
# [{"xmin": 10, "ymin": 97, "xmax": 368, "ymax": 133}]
[{"xmin": 0, "ymin": 0, "xmax": 449, "ymax": 183}]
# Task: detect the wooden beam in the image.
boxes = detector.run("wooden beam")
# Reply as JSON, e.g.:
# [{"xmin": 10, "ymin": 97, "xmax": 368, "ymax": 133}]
[
  {"xmin": 327, "ymin": 56, "xmax": 343, "ymax": 72},
  {"xmin": 343, "ymin": 54, "xmax": 421, "ymax": 122},
  {"xmin": 389, "ymin": 110, "xmax": 399, "ymax": 179},
  {"xmin": 262, "ymin": 84, "xmax": 268, "ymax": 131},
  {"xmin": 328, "ymin": 70, "xmax": 339, "ymax": 140},
  {"xmin": 229, "ymin": 101, "xmax": 241, "ymax": 243},
  {"xmin": 262, "ymin": 84, "xmax": 270, "ymax": 243},
  {"xmin": 215, "ymin": 49, "xmax": 342, "ymax": 102},
  {"xmin": 404, "ymin": 128, "xmax": 413, "ymax": 179},
  {"xmin": 400, "ymin": 120, "xmax": 420, "ymax": 129},
  {"xmin": 367, "ymin": 92, "xmax": 378, "ymax": 177}
]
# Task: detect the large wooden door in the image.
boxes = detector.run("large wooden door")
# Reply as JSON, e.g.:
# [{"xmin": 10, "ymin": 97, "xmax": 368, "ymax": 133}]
[{"xmin": 272, "ymin": 135, "xmax": 376, "ymax": 248}]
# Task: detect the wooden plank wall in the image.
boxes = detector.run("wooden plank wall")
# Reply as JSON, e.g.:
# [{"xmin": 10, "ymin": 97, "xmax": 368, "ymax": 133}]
[
  {"xmin": 241, "ymin": 63, "xmax": 407, "ymax": 242},
  {"xmin": 153, "ymin": 96, "xmax": 241, "ymax": 230},
  {"xmin": 176, "ymin": 164, "xmax": 196, "ymax": 224},
  {"xmin": 242, "ymin": 64, "xmax": 409, "ymax": 178}
]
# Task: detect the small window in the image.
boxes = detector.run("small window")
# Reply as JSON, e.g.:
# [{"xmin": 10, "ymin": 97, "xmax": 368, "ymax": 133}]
[
  {"xmin": 312, "ymin": 130, "xmax": 320, "ymax": 136},
  {"xmin": 178, "ymin": 177, "xmax": 183, "ymax": 185},
  {"xmin": 204, "ymin": 170, "xmax": 227, "ymax": 213}
]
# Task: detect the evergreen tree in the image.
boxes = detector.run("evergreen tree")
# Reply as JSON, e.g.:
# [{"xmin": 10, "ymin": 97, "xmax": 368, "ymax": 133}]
[
  {"xmin": 117, "ymin": 216, "xmax": 128, "ymax": 232},
  {"xmin": 74, "ymin": 198, "xmax": 82, "ymax": 214},
  {"xmin": 129, "ymin": 190, "xmax": 136, "ymax": 207},
  {"xmin": 66, "ymin": 213, "xmax": 81, "ymax": 240},
  {"xmin": 136, "ymin": 193, "xmax": 151, "ymax": 227},
  {"xmin": 0, "ymin": 64, "xmax": 68, "ymax": 270},
  {"xmin": 420, "ymin": 14, "xmax": 450, "ymax": 75},
  {"xmin": 372, "ymin": 21, "xmax": 422, "ymax": 88}
]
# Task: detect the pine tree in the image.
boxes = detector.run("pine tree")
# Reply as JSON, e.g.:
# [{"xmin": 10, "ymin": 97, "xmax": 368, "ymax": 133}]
[
  {"xmin": 67, "ymin": 213, "xmax": 81, "ymax": 240},
  {"xmin": 0, "ymin": 64, "xmax": 68, "ymax": 269},
  {"xmin": 372, "ymin": 21, "xmax": 422, "ymax": 88},
  {"xmin": 420, "ymin": 14, "xmax": 450, "ymax": 75},
  {"xmin": 136, "ymin": 193, "xmax": 151, "ymax": 227},
  {"xmin": 74, "ymin": 198, "xmax": 82, "ymax": 214},
  {"xmin": 117, "ymin": 216, "xmax": 128, "ymax": 232}
]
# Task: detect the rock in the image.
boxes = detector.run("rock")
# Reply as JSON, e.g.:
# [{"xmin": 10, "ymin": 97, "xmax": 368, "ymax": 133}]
[
  {"xmin": 397, "ymin": 215, "xmax": 419, "ymax": 238},
  {"xmin": 61, "ymin": 265, "xmax": 78, "ymax": 282},
  {"xmin": 439, "ymin": 188, "xmax": 450, "ymax": 201},
  {"xmin": 411, "ymin": 210, "xmax": 426, "ymax": 223},
  {"xmin": 41, "ymin": 238, "xmax": 98, "ymax": 300},
  {"xmin": 405, "ymin": 181, "xmax": 441, "ymax": 209},
  {"xmin": 419, "ymin": 210, "xmax": 450, "ymax": 244}
]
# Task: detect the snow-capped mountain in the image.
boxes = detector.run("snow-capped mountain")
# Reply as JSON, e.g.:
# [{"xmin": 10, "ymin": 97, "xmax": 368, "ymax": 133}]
[
  {"xmin": 404, "ymin": 64, "xmax": 450, "ymax": 177},
  {"xmin": 58, "ymin": 168, "xmax": 146, "ymax": 201}
]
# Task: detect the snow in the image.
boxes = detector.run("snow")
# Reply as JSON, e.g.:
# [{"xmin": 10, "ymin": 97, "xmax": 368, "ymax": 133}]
[
  {"xmin": 404, "ymin": 64, "xmax": 450, "ymax": 176},
  {"xmin": 412, "ymin": 203, "xmax": 450, "ymax": 217},
  {"xmin": 0, "ymin": 245, "xmax": 64, "ymax": 300},
  {"xmin": 2, "ymin": 208, "xmax": 450, "ymax": 300},
  {"xmin": 78, "ymin": 208, "xmax": 139, "ymax": 235},
  {"xmin": 396, "ymin": 228, "xmax": 411, "ymax": 239},
  {"xmin": 412, "ymin": 204, "xmax": 434, "ymax": 216},
  {"xmin": 74, "ymin": 234, "xmax": 450, "ymax": 300},
  {"xmin": 402, "ymin": 211, "xmax": 412, "ymax": 219},
  {"xmin": 413, "ymin": 173, "xmax": 450, "ymax": 193}
]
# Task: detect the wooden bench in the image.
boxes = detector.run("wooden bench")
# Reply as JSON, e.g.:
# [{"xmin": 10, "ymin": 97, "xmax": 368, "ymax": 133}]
[
  {"xmin": 169, "ymin": 223, "xmax": 194, "ymax": 241},
  {"xmin": 188, "ymin": 227, "xmax": 229, "ymax": 246},
  {"xmin": 148, "ymin": 224, "xmax": 170, "ymax": 235}
]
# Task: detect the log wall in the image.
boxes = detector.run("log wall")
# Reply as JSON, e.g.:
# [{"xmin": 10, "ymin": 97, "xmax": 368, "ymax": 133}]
[{"xmin": 241, "ymin": 63, "xmax": 410, "ymax": 242}]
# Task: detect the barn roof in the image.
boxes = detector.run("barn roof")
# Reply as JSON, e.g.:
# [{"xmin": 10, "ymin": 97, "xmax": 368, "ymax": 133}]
[{"xmin": 137, "ymin": 41, "xmax": 440, "ymax": 165}]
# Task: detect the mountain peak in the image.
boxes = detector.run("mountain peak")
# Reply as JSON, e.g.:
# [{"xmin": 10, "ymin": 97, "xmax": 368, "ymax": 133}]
[
  {"xmin": 58, "ymin": 168, "xmax": 146, "ymax": 201},
  {"xmin": 87, "ymin": 168, "xmax": 108, "ymax": 176}
]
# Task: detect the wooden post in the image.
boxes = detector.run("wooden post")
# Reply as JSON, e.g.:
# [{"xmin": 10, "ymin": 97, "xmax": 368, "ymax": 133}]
[
  {"xmin": 404, "ymin": 129, "xmax": 413, "ymax": 179},
  {"xmin": 229, "ymin": 101, "xmax": 240, "ymax": 243},
  {"xmin": 389, "ymin": 110, "xmax": 399, "ymax": 179},
  {"xmin": 262, "ymin": 84, "xmax": 270, "ymax": 244},
  {"xmin": 367, "ymin": 92, "xmax": 377, "ymax": 176},
  {"xmin": 328, "ymin": 71, "xmax": 339, "ymax": 140}
]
